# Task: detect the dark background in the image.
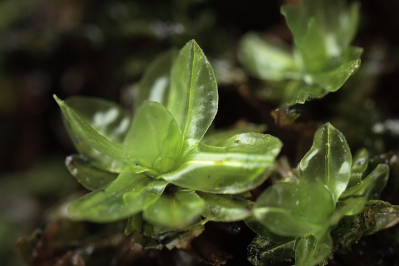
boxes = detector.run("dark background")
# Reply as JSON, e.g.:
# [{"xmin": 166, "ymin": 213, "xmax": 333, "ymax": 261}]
[{"xmin": 1, "ymin": 0, "xmax": 399, "ymax": 265}]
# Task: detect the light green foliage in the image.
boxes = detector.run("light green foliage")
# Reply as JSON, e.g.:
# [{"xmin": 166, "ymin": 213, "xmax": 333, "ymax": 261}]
[
  {"xmin": 161, "ymin": 133, "xmax": 282, "ymax": 194},
  {"xmin": 254, "ymin": 180, "xmax": 335, "ymax": 237},
  {"xmin": 294, "ymin": 234, "xmax": 333, "ymax": 266},
  {"xmin": 124, "ymin": 101, "xmax": 183, "ymax": 174},
  {"xmin": 203, "ymin": 123, "xmax": 267, "ymax": 146},
  {"xmin": 282, "ymin": 0, "xmax": 359, "ymax": 70},
  {"xmin": 68, "ymin": 168, "xmax": 167, "ymax": 222},
  {"xmin": 65, "ymin": 155, "xmax": 117, "ymax": 191},
  {"xmin": 54, "ymin": 96, "xmax": 129, "ymax": 172},
  {"xmin": 143, "ymin": 188, "xmax": 205, "ymax": 229},
  {"xmin": 252, "ymin": 123, "xmax": 391, "ymax": 266},
  {"xmin": 335, "ymin": 164, "xmax": 389, "ymax": 218},
  {"xmin": 168, "ymin": 40, "xmax": 218, "ymax": 147},
  {"xmin": 239, "ymin": 0, "xmax": 362, "ymax": 105},
  {"xmin": 134, "ymin": 50, "xmax": 177, "ymax": 109},
  {"xmin": 55, "ymin": 40, "xmax": 282, "ymax": 231},
  {"xmin": 348, "ymin": 149, "xmax": 369, "ymax": 187},
  {"xmin": 238, "ymin": 33, "xmax": 298, "ymax": 81},
  {"xmin": 299, "ymin": 123, "xmax": 352, "ymax": 202},
  {"xmin": 198, "ymin": 193, "xmax": 253, "ymax": 222}
]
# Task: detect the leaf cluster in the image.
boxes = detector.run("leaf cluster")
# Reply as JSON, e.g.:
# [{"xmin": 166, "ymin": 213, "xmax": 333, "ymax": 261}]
[
  {"xmin": 55, "ymin": 40, "xmax": 282, "ymax": 234},
  {"xmin": 239, "ymin": 0, "xmax": 362, "ymax": 105},
  {"xmin": 250, "ymin": 123, "xmax": 391, "ymax": 266},
  {"xmin": 52, "ymin": 1, "xmax": 399, "ymax": 265}
]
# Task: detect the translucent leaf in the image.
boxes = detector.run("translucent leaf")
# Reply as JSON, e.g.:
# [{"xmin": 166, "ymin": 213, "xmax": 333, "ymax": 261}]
[
  {"xmin": 343, "ymin": 164, "xmax": 389, "ymax": 199},
  {"xmin": 203, "ymin": 123, "xmax": 267, "ymax": 146},
  {"xmin": 276, "ymin": 0, "xmax": 361, "ymax": 105},
  {"xmin": 333, "ymin": 198, "xmax": 367, "ymax": 222},
  {"xmin": 295, "ymin": 233, "xmax": 333, "ymax": 266},
  {"xmin": 54, "ymin": 95, "xmax": 127, "ymax": 172},
  {"xmin": 124, "ymin": 101, "xmax": 183, "ymax": 174},
  {"xmin": 135, "ymin": 50, "xmax": 177, "ymax": 109},
  {"xmin": 167, "ymin": 40, "xmax": 218, "ymax": 147},
  {"xmin": 65, "ymin": 96, "xmax": 130, "ymax": 142},
  {"xmin": 239, "ymin": 0, "xmax": 361, "ymax": 106},
  {"xmin": 238, "ymin": 33, "xmax": 298, "ymax": 81},
  {"xmin": 160, "ymin": 133, "xmax": 282, "ymax": 194},
  {"xmin": 143, "ymin": 188, "xmax": 205, "ymax": 229},
  {"xmin": 348, "ymin": 148, "xmax": 369, "ymax": 187},
  {"xmin": 310, "ymin": 47, "xmax": 362, "ymax": 88},
  {"xmin": 67, "ymin": 168, "xmax": 167, "ymax": 222},
  {"xmin": 282, "ymin": 0, "xmax": 360, "ymax": 71},
  {"xmin": 198, "ymin": 192, "xmax": 253, "ymax": 222},
  {"xmin": 282, "ymin": 48, "xmax": 362, "ymax": 106},
  {"xmin": 299, "ymin": 123, "xmax": 352, "ymax": 201},
  {"xmin": 334, "ymin": 164, "xmax": 389, "ymax": 218},
  {"xmin": 254, "ymin": 181, "xmax": 334, "ymax": 237},
  {"xmin": 247, "ymin": 235, "xmax": 295, "ymax": 266},
  {"xmin": 65, "ymin": 154, "xmax": 117, "ymax": 191}
]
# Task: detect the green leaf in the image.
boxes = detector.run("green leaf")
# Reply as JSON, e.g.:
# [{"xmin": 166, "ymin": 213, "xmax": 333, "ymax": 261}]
[
  {"xmin": 67, "ymin": 168, "xmax": 167, "ymax": 222},
  {"xmin": 54, "ymin": 95, "xmax": 127, "ymax": 171},
  {"xmin": 160, "ymin": 133, "xmax": 282, "ymax": 194},
  {"xmin": 238, "ymin": 33, "xmax": 298, "ymax": 81},
  {"xmin": 65, "ymin": 96, "xmax": 130, "ymax": 142},
  {"xmin": 239, "ymin": 0, "xmax": 362, "ymax": 106},
  {"xmin": 135, "ymin": 50, "xmax": 177, "ymax": 109},
  {"xmin": 348, "ymin": 148, "xmax": 369, "ymax": 187},
  {"xmin": 124, "ymin": 101, "xmax": 183, "ymax": 174},
  {"xmin": 203, "ymin": 123, "xmax": 267, "ymax": 146},
  {"xmin": 247, "ymin": 235, "xmax": 295, "ymax": 266},
  {"xmin": 280, "ymin": 80, "xmax": 325, "ymax": 106},
  {"xmin": 198, "ymin": 192, "xmax": 253, "ymax": 222},
  {"xmin": 310, "ymin": 47, "xmax": 362, "ymax": 89},
  {"xmin": 282, "ymin": 0, "xmax": 360, "ymax": 72},
  {"xmin": 295, "ymin": 234, "xmax": 333, "ymax": 266},
  {"xmin": 263, "ymin": 0, "xmax": 362, "ymax": 106},
  {"xmin": 299, "ymin": 123, "xmax": 352, "ymax": 201},
  {"xmin": 366, "ymin": 164, "xmax": 390, "ymax": 199},
  {"xmin": 342, "ymin": 164, "xmax": 389, "ymax": 199},
  {"xmin": 282, "ymin": 47, "xmax": 362, "ymax": 106},
  {"xmin": 254, "ymin": 181, "xmax": 334, "ymax": 237},
  {"xmin": 143, "ymin": 188, "xmax": 205, "ymax": 229},
  {"xmin": 334, "ymin": 164, "xmax": 389, "ymax": 218},
  {"xmin": 167, "ymin": 40, "xmax": 218, "ymax": 147},
  {"xmin": 65, "ymin": 154, "xmax": 117, "ymax": 191}
]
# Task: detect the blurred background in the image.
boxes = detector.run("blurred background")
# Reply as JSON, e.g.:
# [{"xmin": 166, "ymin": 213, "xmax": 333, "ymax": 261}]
[{"xmin": 1, "ymin": 0, "xmax": 399, "ymax": 265}]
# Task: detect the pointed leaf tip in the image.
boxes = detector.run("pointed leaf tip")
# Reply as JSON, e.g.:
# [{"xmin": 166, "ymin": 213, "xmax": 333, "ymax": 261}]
[
  {"xmin": 53, "ymin": 94, "xmax": 63, "ymax": 105},
  {"xmin": 55, "ymin": 95, "xmax": 127, "ymax": 169},
  {"xmin": 187, "ymin": 39, "xmax": 199, "ymax": 46},
  {"xmin": 299, "ymin": 122, "xmax": 352, "ymax": 202},
  {"xmin": 168, "ymin": 38, "xmax": 218, "ymax": 147}
]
